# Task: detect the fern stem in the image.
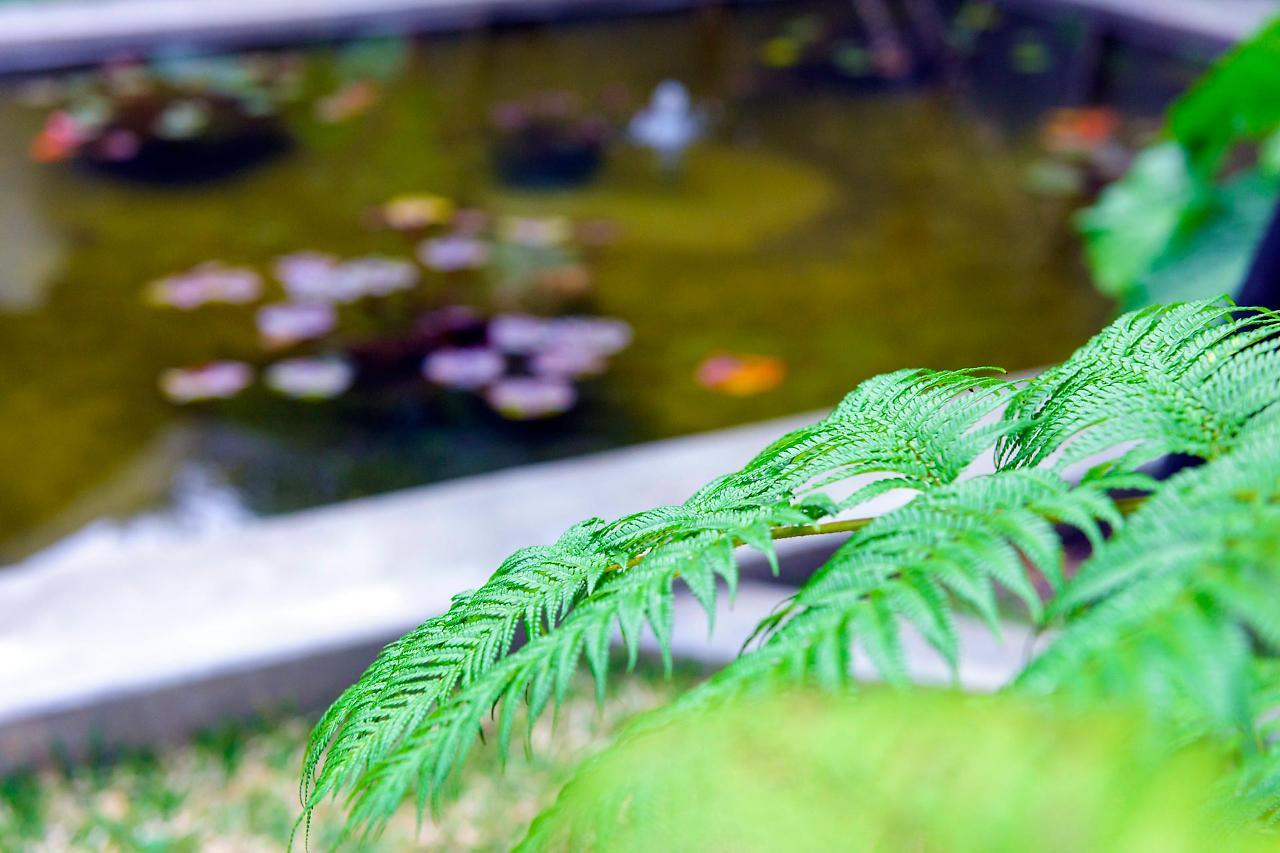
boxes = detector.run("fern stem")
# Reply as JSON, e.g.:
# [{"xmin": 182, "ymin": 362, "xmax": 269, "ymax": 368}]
[
  {"xmin": 769, "ymin": 518, "xmax": 879, "ymax": 540},
  {"xmin": 607, "ymin": 494, "xmax": 1151, "ymax": 576}
]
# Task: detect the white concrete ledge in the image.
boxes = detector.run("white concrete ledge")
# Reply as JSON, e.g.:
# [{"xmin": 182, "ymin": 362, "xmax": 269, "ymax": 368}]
[
  {"xmin": 0, "ymin": 373, "xmax": 1078, "ymax": 772},
  {"xmin": 0, "ymin": 0, "xmax": 710, "ymax": 73},
  {"xmin": 997, "ymin": 0, "xmax": 1278, "ymax": 46},
  {"xmin": 0, "ymin": 414, "xmax": 822, "ymax": 768},
  {"xmin": 0, "ymin": 400, "xmax": 1032, "ymax": 771},
  {"xmin": 0, "ymin": 0, "xmax": 1273, "ymax": 73}
]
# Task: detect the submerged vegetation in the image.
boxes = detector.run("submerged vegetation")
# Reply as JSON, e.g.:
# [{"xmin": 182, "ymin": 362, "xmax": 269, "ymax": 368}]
[
  {"xmin": 0, "ymin": 3, "xmax": 1111, "ymax": 559},
  {"xmin": 303, "ymin": 300, "xmax": 1280, "ymax": 844}
]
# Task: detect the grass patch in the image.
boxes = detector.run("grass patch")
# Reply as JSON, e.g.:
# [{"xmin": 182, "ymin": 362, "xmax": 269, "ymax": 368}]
[{"xmin": 0, "ymin": 665, "xmax": 696, "ymax": 851}]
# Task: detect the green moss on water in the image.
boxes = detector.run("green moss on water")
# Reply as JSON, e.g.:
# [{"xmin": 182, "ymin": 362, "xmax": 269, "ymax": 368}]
[
  {"xmin": 0, "ymin": 3, "xmax": 1110, "ymax": 556},
  {"xmin": 489, "ymin": 143, "xmax": 836, "ymax": 252}
]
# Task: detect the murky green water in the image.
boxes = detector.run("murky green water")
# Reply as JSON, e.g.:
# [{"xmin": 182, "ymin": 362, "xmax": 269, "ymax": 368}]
[{"xmin": 0, "ymin": 3, "xmax": 1135, "ymax": 560}]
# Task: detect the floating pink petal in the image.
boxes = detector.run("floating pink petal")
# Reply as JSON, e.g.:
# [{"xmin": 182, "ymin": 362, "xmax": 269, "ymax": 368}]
[
  {"xmin": 534, "ymin": 264, "xmax": 592, "ymax": 299},
  {"xmin": 159, "ymin": 361, "xmax": 252, "ymax": 403},
  {"xmin": 422, "ymin": 347, "xmax": 506, "ymax": 390},
  {"xmin": 485, "ymin": 377, "xmax": 577, "ymax": 420},
  {"xmin": 696, "ymin": 353, "xmax": 785, "ymax": 396},
  {"xmin": 418, "ymin": 235, "xmax": 491, "ymax": 272},
  {"xmin": 265, "ymin": 356, "xmax": 355, "ymax": 400},
  {"xmin": 529, "ymin": 344, "xmax": 606, "ymax": 379},
  {"xmin": 545, "ymin": 316, "xmax": 632, "ymax": 355},
  {"xmin": 490, "ymin": 102, "xmax": 528, "ymax": 131},
  {"xmin": 256, "ymin": 302, "xmax": 337, "ymax": 348},
  {"xmin": 30, "ymin": 111, "xmax": 88, "ymax": 162}
]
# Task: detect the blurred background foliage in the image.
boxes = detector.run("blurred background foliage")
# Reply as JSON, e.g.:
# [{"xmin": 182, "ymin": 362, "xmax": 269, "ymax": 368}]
[
  {"xmin": 525, "ymin": 689, "xmax": 1274, "ymax": 852},
  {"xmin": 1079, "ymin": 18, "xmax": 1280, "ymax": 307}
]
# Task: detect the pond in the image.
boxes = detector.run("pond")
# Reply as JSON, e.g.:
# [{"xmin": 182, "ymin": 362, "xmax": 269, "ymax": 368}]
[{"xmin": 0, "ymin": 1, "xmax": 1199, "ymax": 563}]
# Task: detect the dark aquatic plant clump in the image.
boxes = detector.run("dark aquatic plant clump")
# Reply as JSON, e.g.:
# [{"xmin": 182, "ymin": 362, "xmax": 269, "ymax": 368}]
[
  {"xmin": 488, "ymin": 91, "xmax": 628, "ymax": 190},
  {"xmin": 26, "ymin": 54, "xmax": 302, "ymax": 183},
  {"xmin": 300, "ymin": 299, "xmax": 1280, "ymax": 843}
]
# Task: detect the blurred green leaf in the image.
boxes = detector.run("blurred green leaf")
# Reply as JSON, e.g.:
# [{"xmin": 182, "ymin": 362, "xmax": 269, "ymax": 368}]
[
  {"xmin": 1082, "ymin": 17, "xmax": 1280, "ymax": 306},
  {"xmin": 522, "ymin": 690, "xmax": 1271, "ymax": 852},
  {"xmin": 1077, "ymin": 143, "xmax": 1196, "ymax": 302},
  {"xmin": 1170, "ymin": 18, "xmax": 1280, "ymax": 175},
  {"xmin": 1136, "ymin": 171, "xmax": 1277, "ymax": 305}
]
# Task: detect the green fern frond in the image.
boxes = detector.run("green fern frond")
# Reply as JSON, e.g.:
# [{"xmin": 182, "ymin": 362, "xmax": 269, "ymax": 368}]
[
  {"xmin": 1016, "ymin": 430, "xmax": 1280, "ymax": 745},
  {"xmin": 997, "ymin": 299, "xmax": 1280, "ymax": 471},
  {"xmin": 339, "ymin": 531, "xmax": 752, "ymax": 836},
  {"xmin": 303, "ymin": 301, "xmax": 1280, "ymax": 839},
  {"xmin": 697, "ymin": 367, "xmax": 1015, "ymax": 511},
  {"xmin": 659, "ymin": 468, "xmax": 1134, "ymax": 715},
  {"xmin": 302, "ymin": 367, "xmax": 1011, "ymax": 833},
  {"xmin": 301, "ymin": 518, "xmax": 613, "ymax": 806},
  {"xmin": 1236, "ymin": 673, "xmax": 1280, "ymax": 825}
]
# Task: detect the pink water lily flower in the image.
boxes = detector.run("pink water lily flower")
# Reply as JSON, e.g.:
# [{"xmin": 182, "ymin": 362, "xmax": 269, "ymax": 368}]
[
  {"xmin": 418, "ymin": 235, "xmax": 491, "ymax": 272},
  {"xmin": 546, "ymin": 316, "xmax": 633, "ymax": 355},
  {"xmin": 30, "ymin": 110, "xmax": 89, "ymax": 162},
  {"xmin": 274, "ymin": 253, "xmax": 417, "ymax": 302},
  {"xmin": 159, "ymin": 361, "xmax": 253, "ymax": 403},
  {"xmin": 256, "ymin": 302, "xmax": 337, "ymax": 348},
  {"xmin": 422, "ymin": 347, "xmax": 506, "ymax": 390},
  {"xmin": 336, "ymin": 257, "xmax": 419, "ymax": 296},
  {"xmin": 485, "ymin": 376, "xmax": 577, "ymax": 420},
  {"xmin": 488, "ymin": 313, "xmax": 552, "ymax": 354},
  {"xmin": 265, "ymin": 356, "xmax": 355, "ymax": 400},
  {"xmin": 145, "ymin": 263, "xmax": 262, "ymax": 310},
  {"xmin": 529, "ymin": 344, "xmax": 606, "ymax": 379},
  {"xmin": 274, "ymin": 252, "xmax": 341, "ymax": 302}
]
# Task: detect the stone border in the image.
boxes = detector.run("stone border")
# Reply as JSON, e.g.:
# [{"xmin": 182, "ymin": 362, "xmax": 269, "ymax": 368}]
[
  {"xmin": 0, "ymin": 0, "xmax": 719, "ymax": 73},
  {"xmin": 997, "ymin": 0, "xmax": 1276, "ymax": 50},
  {"xmin": 0, "ymin": 0, "xmax": 1272, "ymax": 74},
  {"xmin": 1, "ymin": 415, "xmax": 818, "ymax": 770},
  {"xmin": 0, "ymin": 402, "xmax": 1028, "ymax": 772},
  {"xmin": 0, "ymin": 574, "xmax": 1032, "ymax": 772}
]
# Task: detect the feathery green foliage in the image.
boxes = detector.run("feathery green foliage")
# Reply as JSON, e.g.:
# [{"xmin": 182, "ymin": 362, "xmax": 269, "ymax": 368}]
[
  {"xmin": 1017, "ymin": 427, "xmax": 1280, "ymax": 770},
  {"xmin": 998, "ymin": 299, "xmax": 1280, "ymax": 470},
  {"xmin": 302, "ymin": 299, "xmax": 1280, "ymax": 842}
]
